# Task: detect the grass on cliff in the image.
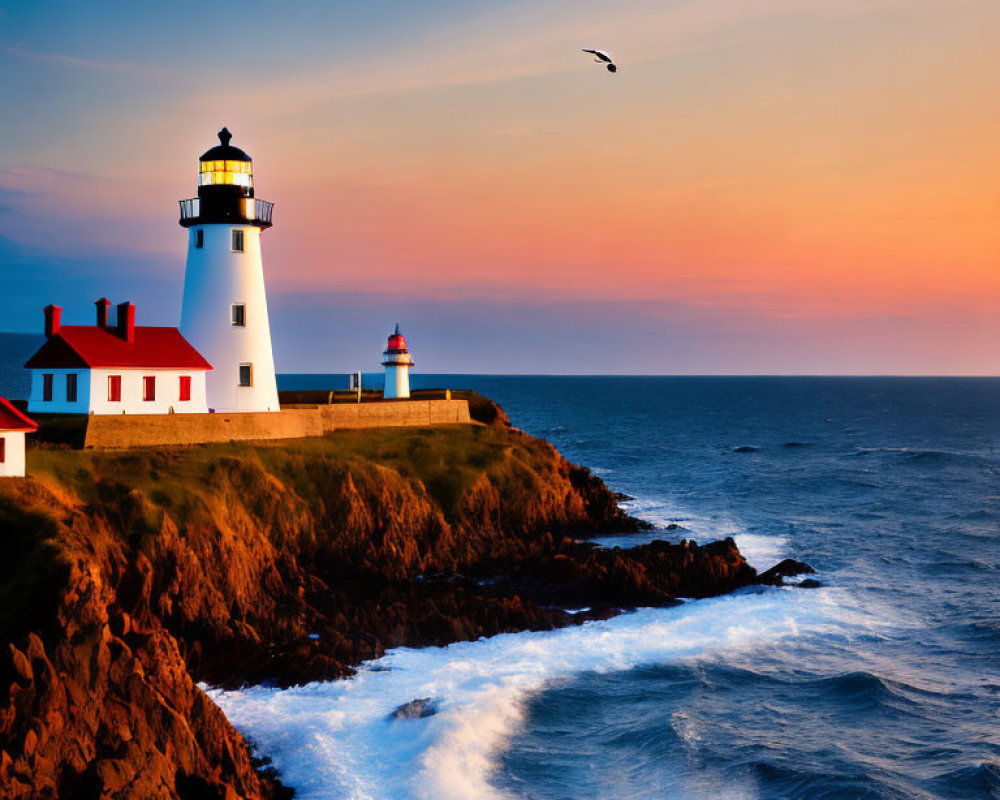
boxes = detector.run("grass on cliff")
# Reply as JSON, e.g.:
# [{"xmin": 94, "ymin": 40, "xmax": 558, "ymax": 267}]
[{"xmin": 22, "ymin": 423, "xmax": 553, "ymax": 525}]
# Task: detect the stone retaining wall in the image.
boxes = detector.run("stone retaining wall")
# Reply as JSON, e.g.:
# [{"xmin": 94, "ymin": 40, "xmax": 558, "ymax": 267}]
[{"xmin": 82, "ymin": 399, "xmax": 472, "ymax": 449}]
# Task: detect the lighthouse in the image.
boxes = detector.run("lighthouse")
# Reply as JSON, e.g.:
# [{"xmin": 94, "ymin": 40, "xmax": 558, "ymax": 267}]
[
  {"xmin": 382, "ymin": 324, "xmax": 413, "ymax": 399},
  {"xmin": 179, "ymin": 128, "xmax": 279, "ymax": 412}
]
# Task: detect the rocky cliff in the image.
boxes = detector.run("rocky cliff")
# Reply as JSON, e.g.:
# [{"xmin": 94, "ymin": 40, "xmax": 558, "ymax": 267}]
[{"xmin": 0, "ymin": 404, "xmax": 757, "ymax": 799}]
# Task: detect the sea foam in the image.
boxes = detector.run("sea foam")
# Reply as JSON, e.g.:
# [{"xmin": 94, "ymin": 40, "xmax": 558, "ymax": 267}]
[
  {"xmin": 209, "ymin": 587, "xmax": 868, "ymax": 800},
  {"xmin": 592, "ymin": 496, "xmax": 788, "ymax": 571}
]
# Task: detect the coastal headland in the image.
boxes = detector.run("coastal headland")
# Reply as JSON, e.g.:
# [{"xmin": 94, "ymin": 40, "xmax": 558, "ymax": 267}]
[{"xmin": 0, "ymin": 394, "xmax": 788, "ymax": 799}]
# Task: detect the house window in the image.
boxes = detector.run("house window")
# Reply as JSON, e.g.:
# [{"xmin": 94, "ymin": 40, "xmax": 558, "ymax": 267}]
[
  {"xmin": 0, "ymin": 437, "xmax": 5, "ymax": 464},
  {"xmin": 231, "ymin": 229, "xmax": 244, "ymax": 252},
  {"xmin": 231, "ymin": 304, "xmax": 246, "ymax": 327},
  {"xmin": 179, "ymin": 376, "xmax": 191, "ymax": 402},
  {"xmin": 66, "ymin": 373, "xmax": 78, "ymax": 403},
  {"xmin": 238, "ymin": 363, "xmax": 253, "ymax": 387},
  {"xmin": 108, "ymin": 375, "xmax": 122, "ymax": 402},
  {"xmin": 143, "ymin": 376, "xmax": 156, "ymax": 402},
  {"xmin": 195, "ymin": 229, "xmax": 204, "ymax": 249},
  {"xmin": 42, "ymin": 374, "xmax": 53, "ymax": 402}
]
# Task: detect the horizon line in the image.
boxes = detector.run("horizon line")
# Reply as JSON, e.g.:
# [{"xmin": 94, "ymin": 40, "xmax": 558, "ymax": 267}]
[{"xmin": 279, "ymin": 372, "xmax": 1000, "ymax": 379}]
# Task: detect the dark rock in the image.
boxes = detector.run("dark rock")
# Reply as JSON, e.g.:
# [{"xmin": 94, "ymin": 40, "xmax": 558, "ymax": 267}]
[
  {"xmin": 798, "ymin": 579, "xmax": 822, "ymax": 589},
  {"xmin": 757, "ymin": 558, "xmax": 817, "ymax": 585},
  {"xmin": 781, "ymin": 442, "xmax": 811, "ymax": 448},
  {"xmin": 614, "ymin": 492, "xmax": 635, "ymax": 502},
  {"xmin": 390, "ymin": 697, "xmax": 439, "ymax": 720},
  {"xmin": 733, "ymin": 446, "xmax": 760, "ymax": 453}
]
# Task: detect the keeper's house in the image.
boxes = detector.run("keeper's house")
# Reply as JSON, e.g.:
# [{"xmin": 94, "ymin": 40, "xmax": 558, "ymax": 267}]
[
  {"xmin": 25, "ymin": 300, "xmax": 212, "ymax": 415},
  {"xmin": 0, "ymin": 397, "xmax": 37, "ymax": 477}
]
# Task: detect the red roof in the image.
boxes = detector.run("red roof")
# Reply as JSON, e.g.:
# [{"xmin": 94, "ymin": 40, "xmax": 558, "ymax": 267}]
[
  {"xmin": 24, "ymin": 327, "xmax": 213, "ymax": 370},
  {"xmin": 0, "ymin": 397, "xmax": 37, "ymax": 432}
]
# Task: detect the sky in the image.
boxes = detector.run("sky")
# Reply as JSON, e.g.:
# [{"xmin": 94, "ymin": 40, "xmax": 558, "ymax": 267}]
[{"xmin": 1, "ymin": 0, "xmax": 997, "ymax": 374}]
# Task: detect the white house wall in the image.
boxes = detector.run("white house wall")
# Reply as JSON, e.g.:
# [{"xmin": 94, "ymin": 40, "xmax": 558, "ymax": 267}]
[
  {"xmin": 28, "ymin": 368, "xmax": 208, "ymax": 415},
  {"xmin": 27, "ymin": 368, "xmax": 91, "ymax": 414},
  {"xmin": 0, "ymin": 432, "xmax": 27, "ymax": 477},
  {"xmin": 88, "ymin": 369, "xmax": 208, "ymax": 415},
  {"xmin": 180, "ymin": 224, "xmax": 280, "ymax": 413}
]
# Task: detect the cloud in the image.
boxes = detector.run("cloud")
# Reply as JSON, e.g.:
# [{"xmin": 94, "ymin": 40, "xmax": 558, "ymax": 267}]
[
  {"xmin": 174, "ymin": 0, "xmax": 917, "ymax": 119},
  {"xmin": 0, "ymin": 43, "xmax": 167, "ymax": 76}
]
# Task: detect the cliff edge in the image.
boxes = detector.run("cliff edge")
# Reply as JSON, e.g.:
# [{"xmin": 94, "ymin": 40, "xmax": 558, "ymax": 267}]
[{"xmin": 0, "ymin": 399, "xmax": 757, "ymax": 799}]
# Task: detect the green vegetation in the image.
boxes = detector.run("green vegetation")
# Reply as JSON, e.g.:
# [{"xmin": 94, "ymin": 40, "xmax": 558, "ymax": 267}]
[{"xmin": 24, "ymin": 422, "xmax": 539, "ymax": 522}]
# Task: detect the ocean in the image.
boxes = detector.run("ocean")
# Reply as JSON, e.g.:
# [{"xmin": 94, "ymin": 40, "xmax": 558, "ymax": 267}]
[
  {"xmin": 210, "ymin": 375, "xmax": 1000, "ymax": 800},
  {"xmin": 1, "ymin": 343, "xmax": 996, "ymax": 800},
  {"xmin": 0, "ymin": 333, "xmax": 42, "ymax": 401}
]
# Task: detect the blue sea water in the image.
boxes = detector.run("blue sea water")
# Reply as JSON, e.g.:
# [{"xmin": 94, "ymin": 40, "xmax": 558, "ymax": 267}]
[
  {"xmin": 211, "ymin": 374, "xmax": 995, "ymax": 800},
  {"xmin": 3, "ymin": 344, "xmax": 996, "ymax": 799},
  {"xmin": 0, "ymin": 333, "xmax": 42, "ymax": 401}
]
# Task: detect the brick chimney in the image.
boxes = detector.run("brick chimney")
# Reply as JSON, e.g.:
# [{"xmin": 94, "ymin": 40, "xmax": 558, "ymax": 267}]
[
  {"xmin": 44, "ymin": 304, "xmax": 62, "ymax": 339},
  {"xmin": 95, "ymin": 297, "xmax": 112, "ymax": 328},
  {"xmin": 116, "ymin": 302, "xmax": 135, "ymax": 344}
]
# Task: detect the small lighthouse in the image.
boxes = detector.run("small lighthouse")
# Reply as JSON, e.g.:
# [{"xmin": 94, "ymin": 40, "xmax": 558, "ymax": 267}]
[
  {"xmin": 179, "ymin": 128, "xmax": 279, "ymax": 412},
  {"xmin": 382, "ymin": 324, "xmax": 413, "ymax": 399}
]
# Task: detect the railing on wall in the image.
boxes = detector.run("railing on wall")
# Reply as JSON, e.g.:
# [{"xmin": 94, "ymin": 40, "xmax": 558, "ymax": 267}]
[
  {"xmin": 178, "ymin": 197, "xmax": 274, "ymax": 227},
  {"xmin": 179, "ymin": 198, "xmax": 200, "ymax": 220}
]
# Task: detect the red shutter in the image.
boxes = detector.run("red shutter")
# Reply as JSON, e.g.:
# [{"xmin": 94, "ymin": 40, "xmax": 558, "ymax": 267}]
[
  {"xmin": 108, "ymin": 375, "xmax": 122, "ymax": 402},
  {"xmin": 179, "ymin": 376, "xmax": 191, "ymax": 402},
  {"xmin": 0, "ymin": 437, "xmax": 5, "ymax": 464},
  {"xmin": 143, "ymin": 376, "xmax": 156, "ymax": 402}
]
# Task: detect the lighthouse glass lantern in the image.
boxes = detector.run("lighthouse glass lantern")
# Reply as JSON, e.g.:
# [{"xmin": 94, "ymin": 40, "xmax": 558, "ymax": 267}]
[{"xmin": 178, "ymin": 128, "xmax": 280, "ymax": 412}]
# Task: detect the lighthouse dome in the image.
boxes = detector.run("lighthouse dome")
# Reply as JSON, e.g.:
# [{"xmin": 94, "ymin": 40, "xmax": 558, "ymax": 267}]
[
  {"xmin": 387, "ymin": 324, "xmax": 408, "ymax": 352},
  {"xmin": 199, "ymin": 127, "xmax": 251, "ymax": 162}
]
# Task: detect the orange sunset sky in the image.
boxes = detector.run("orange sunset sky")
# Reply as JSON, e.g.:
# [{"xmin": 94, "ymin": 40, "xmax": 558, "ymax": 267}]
[{"xmin": 1, "ymin": 0, "xmax": 997, "ymax": 373}]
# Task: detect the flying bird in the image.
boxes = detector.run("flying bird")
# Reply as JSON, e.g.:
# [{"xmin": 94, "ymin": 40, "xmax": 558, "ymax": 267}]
[{"xmin": 582, "ymin": 48, "xmax": 617, "ymax": 73}]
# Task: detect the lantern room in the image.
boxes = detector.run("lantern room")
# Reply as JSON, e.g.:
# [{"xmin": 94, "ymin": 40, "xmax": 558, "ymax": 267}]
[
  {"xmin": 198, "ymin": 128, "xmax": 253, "ymax": 190},
  {"xmin": 179, "ymin": 127, "xmax": 272, "ymax": 229},
  {"xmin": 199, "ymin": 159, "xmax": 252, "ymax": 189},
  {"xmin": 387, "ymin": 329, "xmax": 408, "ymax": 352}
]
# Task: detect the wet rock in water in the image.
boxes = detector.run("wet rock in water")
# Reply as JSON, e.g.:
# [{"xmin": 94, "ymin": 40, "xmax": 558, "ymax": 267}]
[
  {"xmin": 733, "ymin": 446, "xmax": 760, "ymax": 453},
  {"xmin": 757, "ymin": 558, "xmax": 817, "ymax": 585},
  {"xmin": 782, "ymin": 441, "xmax": 812, "ymax": 448},
  {"xmin": 614, "ymin": 492, "xmax": 636, "ymax": 502},
  {"xmin": 798, "ymin": 578, "xmax": 822, "ymax": 589},
  {"xmin": 390, "ymin": 697, "xmax": 439, "ymax": 720},
  {"xmin": 666, "ymin": 523, "xmax": 680, "ymax": 530}
]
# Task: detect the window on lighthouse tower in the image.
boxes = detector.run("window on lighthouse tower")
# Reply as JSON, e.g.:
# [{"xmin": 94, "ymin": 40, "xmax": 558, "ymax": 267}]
[{"xmin": 239, "ymin": 364, "xmax": 253, "ymax": 387}]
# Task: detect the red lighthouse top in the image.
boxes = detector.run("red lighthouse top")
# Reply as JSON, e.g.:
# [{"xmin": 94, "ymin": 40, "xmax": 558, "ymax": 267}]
[{"xmin": 386, "ymin": 323, "xmax": 408, "ymax": 352}]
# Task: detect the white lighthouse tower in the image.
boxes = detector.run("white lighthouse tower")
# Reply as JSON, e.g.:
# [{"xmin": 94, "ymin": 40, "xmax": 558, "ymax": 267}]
[
  {"xmin": 179, "ymin": 128, "xmax": 279, "ymax": 412},
  {"xmin": 382, "ymin": 324, "xmax": 413, "ymax": 399}
]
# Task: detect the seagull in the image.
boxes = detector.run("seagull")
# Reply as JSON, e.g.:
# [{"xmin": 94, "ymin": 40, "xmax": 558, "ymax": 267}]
[{"xmin": 582, "ymin": 48, "xmax": 617, "ymax": 73}]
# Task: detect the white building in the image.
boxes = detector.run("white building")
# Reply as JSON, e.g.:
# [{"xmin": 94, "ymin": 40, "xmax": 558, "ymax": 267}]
[
  {"xmin": 179, "ymin": 127, "xmax": 280, "ymax": 413},
  {"xmin": 25, "ymin": 300, "xmax": 211, "ymax": 415},
  {"xmin": 382, "ymin": 324, "xmax": 413, "ymax": 399},
  {"xmin": 0, "ymin": 397, "xmax": 37, "ymax": 478}
]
